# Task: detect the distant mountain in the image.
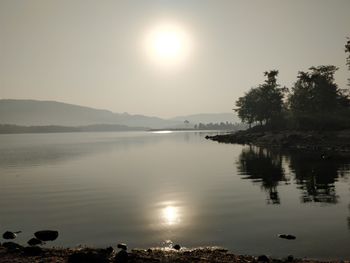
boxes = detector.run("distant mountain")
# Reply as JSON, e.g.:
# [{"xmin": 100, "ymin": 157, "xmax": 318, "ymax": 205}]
[
  {"xmin": 170, "ymin": 113, "xmax": 239, "ymax": 124},
  {"xmin": 0, "ymin": 124, "xmax": 146, "ymax": 134},
  {"xmin": 0, "ymin": 99, "xmax": 178, "ymax": 129},
  {"xmin": 0, "ymin": 99, "xmax": 240, "ymax": 129}
]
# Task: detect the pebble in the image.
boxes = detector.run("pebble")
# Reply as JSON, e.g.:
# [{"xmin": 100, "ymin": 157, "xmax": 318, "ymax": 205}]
[
  {"xmin": 117, "ymin": 243, "xmax": 127, "ymax": 251},
  {"xmin": 278, "ymin": 234, "xmax": 296, "ymax": 240},
  {"xmin": 34, "ymin": 230, "xmax": 59, "ymax": 241},
  {"xmin": 2, "ymin": 231, "xmax": 17, "ymax": 240},
  {"xmin": 27, "ymin": 238, "xmax": 44, "ymax": 246},
  {"xmin": 173, "ymin": 244, "xmax": 181, "ymax": 250},
  {"xmin": 115, "ymin": 249, "xmax": 128, "ymax": 263},
  {"xmin": 2, "ymin": 242, "xmax": 23, "ymax": 251},
  {"xmin": 257, "ymin": 255, "xmax": 270, "ymax": 262},
  {"xmin": 105, "ymin": 246, "xmax": 114, "ymax": 254}
]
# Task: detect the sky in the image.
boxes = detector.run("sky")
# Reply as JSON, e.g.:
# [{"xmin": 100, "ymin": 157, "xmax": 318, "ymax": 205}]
[{"xmin": 0, "ymin": 0, "xmax": 349, "ymax": 118}]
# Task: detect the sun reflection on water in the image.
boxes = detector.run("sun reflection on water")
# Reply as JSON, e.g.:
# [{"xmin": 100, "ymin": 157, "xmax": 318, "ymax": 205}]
[
  {"xmin": 152, "ymin": 130, "xmax": 173, "ymax": 134},
  {"xmin": 162, "ymin": 205, "xmax": 180, "ymax": 226}
]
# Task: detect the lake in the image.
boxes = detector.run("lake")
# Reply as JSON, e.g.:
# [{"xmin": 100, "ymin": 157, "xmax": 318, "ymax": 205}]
[{"xmin": 0, "ymin": 131, "xmax": 349, "ymax": 259}]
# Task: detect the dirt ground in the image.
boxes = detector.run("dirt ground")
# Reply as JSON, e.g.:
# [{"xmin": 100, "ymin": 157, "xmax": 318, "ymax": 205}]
[{"xmin": 0, "ymin": 245, "xmax": 348, "ymax": 263}]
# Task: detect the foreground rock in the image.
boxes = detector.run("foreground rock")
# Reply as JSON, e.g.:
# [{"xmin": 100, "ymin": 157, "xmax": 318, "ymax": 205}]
[
  {"xmin": 0, "ymin": 245, "xmax": 348, "ymax": 263},
  {"xmin": 27, "ymin": 238, "xmax": 43, "ymax": 246},
  {"xmin": 207, "ymin": 129, "xmax": 350, "ymax": 152},
  {"xmin": 2, "ymin": 231, "xmax": 21, "ymax": 240},
  {"xmin": 34, "ymin": 230, "xmax": 59, "ymax": 241},
  {"xmin": 278, "ymin": 234, "xmax": 296, "ymax": 240}
]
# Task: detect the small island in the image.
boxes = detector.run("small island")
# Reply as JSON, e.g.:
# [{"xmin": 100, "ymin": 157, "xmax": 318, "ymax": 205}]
[
  {"xmin": 207, "ymin": 128, "xmax": 350, "ymax": 153},
  {"xmin": 208, "ymin": 42, "xmax": 350, "ymax": 153}
]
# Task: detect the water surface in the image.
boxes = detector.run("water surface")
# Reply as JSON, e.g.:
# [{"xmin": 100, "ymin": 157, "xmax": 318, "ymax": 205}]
[{"xmin": 0, "ymin": 131, "xmax": 349, "ymax": 259}]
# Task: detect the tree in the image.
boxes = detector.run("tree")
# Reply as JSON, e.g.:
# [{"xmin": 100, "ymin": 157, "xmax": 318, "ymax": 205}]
[
  {"xmin": 235, "ymin": 89, "xmax": 257, "ymax": 127},
  {"xmin": 288, "ymin": 65, "xmax": 350, "ymax": 129},
  {"xmin": 346, "ymin": 38, "xmax": 350, "ymax": 85},
  {"xmin": 289, "ymin": 65, "xmax": 344, "ymax": 114},
  {"xmin": 235, "ymin": 70, "xmax": 285, "ymax": 126}
]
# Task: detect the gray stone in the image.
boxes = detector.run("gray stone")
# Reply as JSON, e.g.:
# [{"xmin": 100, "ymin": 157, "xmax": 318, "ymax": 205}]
[
  {"xmin": 278, "ymin": 234, "xmax": 296, "ymax": 240},
  {"xmin": 27, "ymin": 238, "xmax": 44, "ymax": 246},
  {"xmin": 117, "ymin": 243, "xmax": 127, "ymax": 251},
  {"xmin": 2, "ymin": 242, "xmax": 23, "ymax": 251},
  {"xmin": 257, "ymin": 255, "xmax": 270, "ymax": 262},
  {"xmin": 34, "ymin": 230, "xmax": 59, "ymax": 241},
  {"xmin": 2, "ymin": 231, "xmax": 18, "ymax": 240},
  {"xmin": 115, "ymin": 249, "xmax": 128, "ymax": 263},
  {"xmin": 173, "ymin": 244, "xmax": 181, "ymax": 250}
]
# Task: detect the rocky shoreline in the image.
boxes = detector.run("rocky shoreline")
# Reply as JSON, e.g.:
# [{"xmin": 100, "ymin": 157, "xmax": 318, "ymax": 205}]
[
  {"xmin": 206, "ymin": 129, "xmax": 350, "ymax": 153},
  {"xmin": 1, "ymin": 244, "xmax": 348, "ymax": 263}
]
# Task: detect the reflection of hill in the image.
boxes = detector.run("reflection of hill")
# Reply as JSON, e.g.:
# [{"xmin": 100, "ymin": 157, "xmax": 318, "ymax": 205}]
[
  {"xmin": 237, "ymin": 146, "xmax": 287, "ymax": 204},
  {"xmin": 237, "ymin": 146, "xmax": 350, "ymax": 205},
  {"xmin": 0, "ymin": 124, "xmax": 146, "ymax": 134},
  {"xmin": 0, "ymin": 131, "xmax": 215, "ymax": 169},
  {"xmin": 0, "ymin": 132, "xmax": 175, "ymax": 169}
]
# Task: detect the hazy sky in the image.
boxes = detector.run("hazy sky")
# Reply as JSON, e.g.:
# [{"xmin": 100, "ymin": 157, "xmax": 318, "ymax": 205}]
[{"xmin": 1, "ymin": 0, "xmax": 349, "ymax": 118}]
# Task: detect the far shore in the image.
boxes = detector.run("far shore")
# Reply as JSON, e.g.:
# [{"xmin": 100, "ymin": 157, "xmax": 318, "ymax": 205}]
[
  {"xmin": 1, "ymin": 244, "xmax": 348, "ymax": 263},
  {"xmin": 206, "ymin": 129, "xmax": 350, "ymax": 153},
  {"xmin": 0, "ymin": 123, "xmax": 238, "ymax": 134}
]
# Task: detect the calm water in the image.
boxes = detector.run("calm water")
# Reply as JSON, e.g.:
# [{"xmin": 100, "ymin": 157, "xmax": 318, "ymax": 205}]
[{"xmin": 0, "ymin": 131, "xmax": 350, "ymax": 259}]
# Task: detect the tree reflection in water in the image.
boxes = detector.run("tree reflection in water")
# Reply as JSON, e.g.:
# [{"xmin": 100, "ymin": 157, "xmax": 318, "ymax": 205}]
[
  {"xmin": 237, "ymin": 145, "xmax": 350, "ymax": 205},
  {"xmin": 348, "ymin": 204, "xmax": 350, "ymax": 229},
  {"xmin": 237, "ymin": 146, "xmax": 288, "ymax": 204},
  {"xmin": 287, "ymin": 151, "xmax": 349, "ymax": 204}
]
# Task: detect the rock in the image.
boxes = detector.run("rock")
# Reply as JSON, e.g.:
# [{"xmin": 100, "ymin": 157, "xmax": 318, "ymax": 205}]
[
  {"xmin": 257, "ymin": 255, "xmax": 270, "ymax": 262},
  {"xmin": 287, "ymin": 255, "xmax": 294, "ymax": 262},
  {"xmin": 23, "ymin": 246, "xmax": 42, "ymax": 256},
  {"xmin": 2, "ymin": 242, "xmax": 23, "ymax": 252},
  {"xmin": 117, "ymin": 243, "xmax": 127, "ymax": 251},
  {"xmin": 105, "ymin": 246, "xmax": 114, "ymax": 254},
  {"xmin": 321, "ymin": 154, "xmax": 331, "ymax": 160},
  {"xmin": 115, "ymin": 249, "xmax": 128, "ymax": 263},
  {"xmin": 278, "ymin": 234, "xmax": 296, "ymax": 240},
  {"xmin": 173, "ymin": 244, "xmax": 181, "ymax": 250},
  {"xmin": 27, "ymin": 237, "xmax": 44, "ymax": 246},
  {"xmin": 2, "ymin": 231, "xmax": 19, "ymax": 240},
  {"xmin": 34, "ymin": 230, "xmax": 59, "ymax": 241}
]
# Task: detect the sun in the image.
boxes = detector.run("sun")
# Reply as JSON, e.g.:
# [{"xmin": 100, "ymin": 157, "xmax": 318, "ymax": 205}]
[
  {"xmin": 144, "ymin": 22, "xmax": 192, "ymax": 66},
  {"xmin": 153, "ymin": 30, "xmax": 181, "ymax": 59}
]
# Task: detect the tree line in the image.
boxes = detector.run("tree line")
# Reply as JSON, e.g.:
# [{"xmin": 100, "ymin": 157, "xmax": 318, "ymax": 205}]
[
  {"xmin": 194, "ymin": 122, "xmax": 246, "ymax": 130},
  {"xmin": 235, "ymin": 39, "xmax": 350, "ymax": 130}
]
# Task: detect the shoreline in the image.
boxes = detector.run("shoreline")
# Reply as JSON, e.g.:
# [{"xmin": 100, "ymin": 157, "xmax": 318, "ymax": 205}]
[
  {"xmin": 1, "ymin": 245, "xmax": 348, "ymax": 263},
  {"xmin": 206, "ymin": 129, "xmax": 350, "ymax": 153}
]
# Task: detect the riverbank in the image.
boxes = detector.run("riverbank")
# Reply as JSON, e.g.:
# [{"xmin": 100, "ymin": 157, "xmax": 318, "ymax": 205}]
[
  {"xmin": 1, "ymin": 244, "xmax": 347, "ymax": 263},
  {"xmin": 206, "ymin": 129, "xmax": 350, "ymax": 152}
]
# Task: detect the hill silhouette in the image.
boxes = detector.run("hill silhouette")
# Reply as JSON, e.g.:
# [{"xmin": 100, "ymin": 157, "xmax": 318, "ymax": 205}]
[{"xmin": 0, "ymin": 99, "xmax": 237, "ymax": 129}]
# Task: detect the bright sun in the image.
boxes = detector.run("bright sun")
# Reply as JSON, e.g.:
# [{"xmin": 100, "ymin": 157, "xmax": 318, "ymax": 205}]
[
  {"xmin": 145, "ymin": 22, "xmax": 192, "ymax": 66},
  {"xmin": 153, "ymin": 31, "xmax": 181, "ymax": 59}
]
